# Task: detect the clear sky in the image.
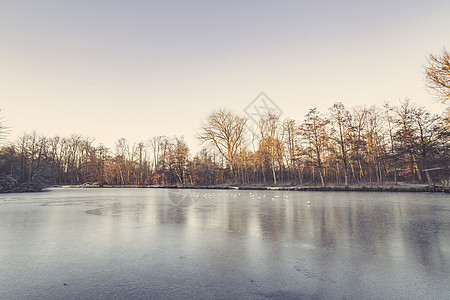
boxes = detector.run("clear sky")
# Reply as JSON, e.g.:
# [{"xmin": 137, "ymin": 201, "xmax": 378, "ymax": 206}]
[{"xmin": 1, "ymin": 0, "xmax": 449, "ymax": 151}]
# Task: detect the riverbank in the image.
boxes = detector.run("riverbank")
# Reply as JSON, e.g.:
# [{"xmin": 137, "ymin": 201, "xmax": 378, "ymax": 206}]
[
  {"xmin": 0, "ymin": 183, "xmax": 48, "ymax": 193},
  {"xmin": 0, "ymin": 175, "xmax": 48, "ymax": 193},
  {"xmin": 55, "ymin": 183, "xmax": 450, "ymax": 193}
]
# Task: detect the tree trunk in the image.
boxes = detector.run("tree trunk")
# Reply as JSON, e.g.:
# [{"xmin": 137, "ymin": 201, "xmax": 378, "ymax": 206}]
[
  {"xmin": 319, "ymin": 168, "xmax": 326, "ymax": 187},
  {"xmin": 344, "ymin": 166, "xmax": 349, "ymax": 187}
]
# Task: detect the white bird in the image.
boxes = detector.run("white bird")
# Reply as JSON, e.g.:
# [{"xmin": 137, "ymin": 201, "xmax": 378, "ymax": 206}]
[{"xmin": 307, "ymin": 201, "xmax": 310, "ymax": 205}]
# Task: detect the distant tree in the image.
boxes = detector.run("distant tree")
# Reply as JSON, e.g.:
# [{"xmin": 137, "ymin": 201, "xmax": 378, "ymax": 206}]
[
  {"xmin": 383, "ymin": 102, "xmax": 399, "ymax": 183},
  {"xmin": 258, "ymin": 113, "xmax": 282, "ymax": 184},
  {"xmin": 149, "ymin": 136, "xmax": 164, "ymax": 173},
  {"xmin": 436, "ymin": 108, "xmax": 450, "ymax": 165},
  {"xmin": 282, "ymin": 118, "xmax": 300, "ymax": 183},
  {"xmin": 198, "ymin": 109, "xmax": 246, "ymax": 181},
  {"xmin": 391, "ymin": 99, "xmax": 423, "ymax": 181},
  {"xmin": 301, "ymin": 108, "xmax": 329, "ymax": 187},
  {"xmin": 169, "ymin": 137, "xmax": 189, "ymax": 185},
  {"xmin": 425, "ymin": 48, "xmax": 450, "ymax": 104},
  {"xmin": 411, "ymin": 106, "xmax": 440, "ymax": 169},
  {"xmin": 329, "ymin": 102, "xmax": 351, "ymax": 187},
  {"xmin": 191, "ymin": 148, "xmax": 221, "ymax": 185},
  {"xmin": 364, "ymin": 106, "xmax": 387, "ymax": 184},
  {"xmin": 348, "ymin": 106, "xmax": 368, "ymax": 182},
  {"xmin": 133, "ymin": 142, "xmax": 149, "ymax": 185},
  {"xmin": 154, "ymin": 136, "xmax": 172, "ymax": 185},
  {"xmin": 0, "ymin": 110, "xmax": 9, "ymax": 144}
]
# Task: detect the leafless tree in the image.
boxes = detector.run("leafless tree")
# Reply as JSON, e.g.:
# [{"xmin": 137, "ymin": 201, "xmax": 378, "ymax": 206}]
[
  {"xmin": 392, "ymin": 99, "xmax": 423, "ymax": 181},
  {"xmin": 198, "ymin": 108, "xmax": 246, "ymax": 181},
  {"xmin": 301, "ymin": 108, "xmax": 329, "ymax": 187},
  {"xmin": 425, "ymin": 48, "xmax": 450, "ymax": 104},
  {"xmin": 169, "ymin": 137, "xmax": 189, "ymax": 185},
  {"xmin": 257, "ymin": 113, "xmax": 280, "ymax": 184},
  {"xmin": 283, "ymin": 118, "xmax": 299, "ymax": 183},
  {"xmin": 329, "ymin": 102, "xmax": 351, "ymax": 187},
  {"xmin": 0, "ymin": 110, "xmax": 9, "ymax": 144}
]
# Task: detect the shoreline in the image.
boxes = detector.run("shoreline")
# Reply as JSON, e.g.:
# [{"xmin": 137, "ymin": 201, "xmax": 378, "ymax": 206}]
[{"xmin": 53, "ymin": 184, "xmax": 450, "ymax": 193}]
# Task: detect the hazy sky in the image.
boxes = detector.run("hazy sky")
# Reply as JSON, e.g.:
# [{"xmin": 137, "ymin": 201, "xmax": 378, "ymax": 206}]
[{"xmin": 1, "ymin": 1, "xmax": 449, "ymax": 150}]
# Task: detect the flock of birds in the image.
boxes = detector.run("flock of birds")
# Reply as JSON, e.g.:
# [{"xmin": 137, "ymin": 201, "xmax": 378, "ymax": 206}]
[
  {"xmin": 246, "ymin": 192, "xmax": 311, "ymax": 206},
  {"xmin": 185, "ymin": 191, "xmax": 312, "ymax": 206}
]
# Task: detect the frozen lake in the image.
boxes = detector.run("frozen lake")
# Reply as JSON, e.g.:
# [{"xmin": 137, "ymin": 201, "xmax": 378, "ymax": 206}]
[{"xmin": 1, "ymin": 188, "xmax": 449, "ymax": 299}]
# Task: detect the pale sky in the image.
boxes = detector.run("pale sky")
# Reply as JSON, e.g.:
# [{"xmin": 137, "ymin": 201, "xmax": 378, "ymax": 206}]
[{"xmin": 1, "ymin": 1, "xmax": 449, "ymax": 151}]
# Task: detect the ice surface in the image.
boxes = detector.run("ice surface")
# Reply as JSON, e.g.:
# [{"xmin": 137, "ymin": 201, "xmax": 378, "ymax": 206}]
[{"xmin": 1, "ymin": 188, "xmax": 449, "ymax": 299}]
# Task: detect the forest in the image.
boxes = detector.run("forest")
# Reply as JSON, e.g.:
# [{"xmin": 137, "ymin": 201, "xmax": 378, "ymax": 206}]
[
  {"xmin": 0, "ymin": 99, "xmax": 448, "ymax": 191},
  {"xmin": 0, "ymin": 49, "xmax": 449, "ymax": 192}
]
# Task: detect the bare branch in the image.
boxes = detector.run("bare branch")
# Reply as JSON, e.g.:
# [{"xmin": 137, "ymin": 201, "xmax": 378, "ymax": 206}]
[{"xmin": 425, "ymin": 47, "xmax": 450, "ymax": 104}]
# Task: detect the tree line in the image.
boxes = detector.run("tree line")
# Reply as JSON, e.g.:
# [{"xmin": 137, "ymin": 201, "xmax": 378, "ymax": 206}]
[{"xmin": 0, "ymin": 99, "xmax": 448, "ymax": 190}]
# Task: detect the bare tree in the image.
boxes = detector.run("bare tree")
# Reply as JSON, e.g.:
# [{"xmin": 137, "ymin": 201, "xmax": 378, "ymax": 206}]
[
  {"xmin": 301, "ymin": 108, "xmax": 329, "ymax": 187},
  {"xmin": 149, "ymin": 136, "xmax": 164, "ymax": 173},
  {"xmin": 348, "ymin": 106, "xmax": 369, "ymax": 182},
  {"xmin": 283, "ymin": 119, "xmax": 299, "ymax": 183},
  {"xmin": 437, "ymin": 108, "xmax": 450, "ymax": 165},
  {"xmin": 169, "ymin": 137, "xmax": 189, "ymax": 185},
  {"xmin": 364, "ymin": 106, "xmax": 386, "ymax": 184},
  {"xmin": 257, "ymin": 113, "xmax": 283, "ymax": 185},
  {"xmin": 392, "ymin": 99, "xmax": 423, "ymax": 181},
  {"xmin": 0, "ymin": 110, "xmax": 9, "ymax": 144},
  {"xmin": 198, "ymin": 109, "xmax": 246, "ymax": 181},
  {"xmin": 425, "ymin": 48, "xmax": 450, "ymax": 104},
  {"xmin": 329, "ymin": 102, "xmax": 351, "ymax": 187},
  {"xmin": 383, "ymin": 102, "xmax": 399, "ymax": 184}
]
